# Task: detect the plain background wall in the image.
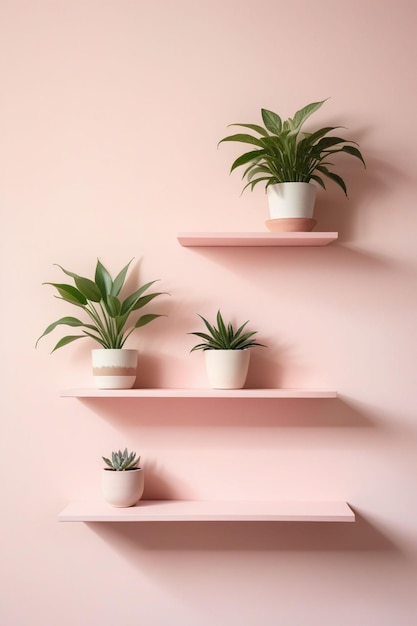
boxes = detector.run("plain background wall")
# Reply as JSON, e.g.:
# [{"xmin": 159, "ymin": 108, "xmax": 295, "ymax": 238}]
[{"xmin": 1, "ymin": 1, "xmax": 417, "ymax": 624}]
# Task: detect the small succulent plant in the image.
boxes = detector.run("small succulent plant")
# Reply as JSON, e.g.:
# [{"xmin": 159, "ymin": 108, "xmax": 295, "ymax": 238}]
[
  {"xmin": 189, "ymin": 310, "xmax": 266, "ymax": 351},
  {"xmin": 102, "ymin": 448, "xmax": 140, "ymax": 471}
]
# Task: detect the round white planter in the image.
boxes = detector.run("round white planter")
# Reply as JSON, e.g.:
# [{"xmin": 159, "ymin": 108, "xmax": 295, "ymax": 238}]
[
  {"xmin": 102, "ymin": 468, "xmax": 144, "ymax": 507},
  {"xmin": 266, "ymin": 182, "xmax": 317, "ymax": 219},
  {"xmin": 92, "ymin": 349, "xmax": 138, "ymax": 389},
  {"xmin": 204, "ymin": 350, "xmax": 250, "ymax": 389}
]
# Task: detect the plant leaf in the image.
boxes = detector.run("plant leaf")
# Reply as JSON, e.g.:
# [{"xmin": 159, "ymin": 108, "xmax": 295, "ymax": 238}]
[
  {"xmin": 95, "ymin": 259, "xmax": 113, "ymax": 300},
  {"xmin": 36, "ymin": 316, "xmax": 86, "ymax": 347},
  {"xmin": 55, "ymin": 265, "xmax": 102, "ymax": 302},
  {"xmin": 44, "ymin": 283, "xmax": 87, "ymax": 306},
  {"xmin": 290, "ymin": 99, "xmax": 326, "ymax": 130},
  {"xmin": 105, "ymin": 295, "xmax": 122, "ymax": 318},
  {"xmin": 111, "ymin": 259, "xmax": 133, "ymax": 296},
  {"xmin": 120, "ymin": 280, "xmax": 159, "ymax": 315},
  {"xmin": 227, "ymin": 123, "xmax": 269, "ymax": 137},
  {"xmin": 50, "ymin": 335, "xmax": 87, "ymax": 353},
  {"xmin": 130, "ymin": 291, "xmax": 167, "ymax": 312},
  {"xmin": 316, "ymin": 165, "xmax": 347, "ymax": 195},
  {"xmin": 341, "ymin": 145, "xmax": 366, "ymax": 167},
  {"xmin": 218, "ymin": 133, "xmax": 265, "ymax": 148},
  {"xmin": 261, "ymin": 109, "xmax": 282, "ymax": 135},
  {"xmin": 133, "ymin": 313, "xmax": 163, "ymax": 328},
  {"xmin": 230, "ymin": 149, "xmax": 266, "ymax": 173}
]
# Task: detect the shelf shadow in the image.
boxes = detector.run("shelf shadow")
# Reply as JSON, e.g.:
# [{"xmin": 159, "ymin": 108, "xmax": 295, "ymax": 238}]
[
  {"xmin": 85, "ymin": 509, "xmax": 398, "ymax": 554},
  {"xmin": 76, "ymin": 395, "xmax": 378, "ymax": 429}
]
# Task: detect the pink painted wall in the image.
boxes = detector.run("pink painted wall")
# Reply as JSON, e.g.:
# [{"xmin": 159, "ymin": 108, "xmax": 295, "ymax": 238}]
[{"xmin": 2, "ymin": 0, "xmax": 417, "ymax": 624}]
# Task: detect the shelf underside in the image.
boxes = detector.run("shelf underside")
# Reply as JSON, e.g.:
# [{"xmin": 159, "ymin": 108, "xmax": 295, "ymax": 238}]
[
  {"xmin": 177, "ymin": 232, "xmax": 338, "ymax": 247},
  {"xmin": 59, "ymin": 500, "xmax": 355, "ymax": 523},
  {"xmin": 60, "ymin": 388, "xmax": 337, "ymax": 399}
]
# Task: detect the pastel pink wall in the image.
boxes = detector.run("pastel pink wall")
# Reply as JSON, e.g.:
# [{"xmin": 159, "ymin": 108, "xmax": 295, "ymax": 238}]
[{"xmin": 2, "ymin": 1, "xmax": 417, "ymax": 624}]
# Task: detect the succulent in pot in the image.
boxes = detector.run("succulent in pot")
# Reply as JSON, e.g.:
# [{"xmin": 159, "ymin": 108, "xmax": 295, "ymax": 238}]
[
  {"xmin": 189, "ymin": 310, "xmax": 266, "ymax": 389},
  {"xmin": 102, "ymin": 448, "xmax": 141, "ymax": 471},
  {"xmin": 218, "ymin": 99, "xmax": 365, "ymax": 231},
  {"xmin": 36, "ymin": 258, "xmax": 167, "ymax": 388},
  {"xmin": 102, "ymin": 448, "xmax": 144, "ymax": 507}
]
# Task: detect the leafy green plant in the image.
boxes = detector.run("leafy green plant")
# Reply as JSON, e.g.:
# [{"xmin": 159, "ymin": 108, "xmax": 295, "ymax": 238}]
[
  {"xmin": 36, "ymin": 258, "xmax": 166, "ymax": 352},
  {"xmin": 189, "ymin": 310, "xmax": 266, "ymax": 351},
  {"xmin": 102, "ymin": 448, "xmax": 140, "ymax": 471},
  {"xmin": 218, "ymin": 99, "xmax": 365, "ymax": 196}
]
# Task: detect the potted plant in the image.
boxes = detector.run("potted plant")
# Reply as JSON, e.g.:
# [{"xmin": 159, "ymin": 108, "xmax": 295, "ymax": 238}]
[
  {"xmin": 36, "ymin": 258, "xmax": 166, "ymax": 389},
  {"xmin": 218, "ymin": 99, "xmax": 365, "ymax": 231},
  {"xmin": 102, "ymin": 448, "xmax": 144, "ymax": 507},
  {"xmin": 189, "ymin": 310, "xmax": 266, "ymax": 389}
]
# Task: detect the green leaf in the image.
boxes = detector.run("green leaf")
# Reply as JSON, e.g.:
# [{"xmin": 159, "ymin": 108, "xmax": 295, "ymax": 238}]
[
  {"xmin": 55, "ymin": 265, "xmax": 102, "ymax": 302},
  {"xmin": 120, "ymin": 281, "xmax": 159, "ymax": 315},
  {"xmin": 102, "ymin": 456, "xmax": 113, "ymax": 469},
  {"xmin": 44, "ymin": 283, "xmax": 87, "ymax": 306},
  {"xmin": 130, "ymin": 291, "xmax": 166, "ymax": 312},
  {"xmin": 133, "ymin": 313, "xmax": 163, "ymax": 329},
  {"xmin": 95, "ymin": 259, "xmax": 113, "ymax": 299},
  {"xmin": 230, "ymin": 149, "xmax": 266, "ymax": 173},
  {"xmin": 314, "ymin": 136, "xmax": 351, "ymax": 152},
  {"xmin": 228, "ymin": 123, "xmax": 269, "ymax": 137},
  {"xmin": 290, "ymin": 100, "xmax": 326, "ymax": 130},
  {"xmin": 300, "ymin": 126, "xmax": 341, "ymax": 146},
  {"xmin": 74, "ymin": 277, "xmax": 101, "ymax": 302},
  {"xmin": 309, "ymin": 173, "xmax": 326, "ymax": 190},
  {"xmin": 36, "ymin": 316, "xmax": 86, "ymax": 347},
  {"xmin": 216, "ymin": 310, "xmax": 227, "ymax": 339},
  {"xmin": 241, "ymin": 176, "xmax": 272, "ymax": 193},
  {"xmin": 105, "ymin": 295, "xmax": 122, "ymax": 317},
  {"xmin": 50, "ymin": 335, "xmax": 87, "ymax": 353},
  {"xmin": 341, "ymin": 145, "xmax": 366, "ymax": 167},
  {"xmin": 316, "ymin": 165, "xmax": 347, "ymax": 195},
  {"xmin": 218, "ymin": 133, "xmax": 265, "ymax": 148},
  {"xmin": 261, "ymin": 109, "xmax": 282, "ymax": 135},
  {"xmin": 111, "ymin": 259, "xmax": 133, "ymax": 296},
  {"xmin": 82, "ymin": 330, "xmax": 108, "ymax": 348}
]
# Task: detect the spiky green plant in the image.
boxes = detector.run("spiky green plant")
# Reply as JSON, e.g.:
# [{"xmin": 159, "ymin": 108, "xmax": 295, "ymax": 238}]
[
  {"xmin": 189, "ymin": 310, "xmax": 266, "ymax": 351},
  {"xmin": 218, "ymin": 99, "xmax": 365, "ymax": 196},
  {"xmin": 102, "ymin": 448, "xmax": 140, "ymax": 471},
  {"xmin": 36, "ymin": 258, "xmax": 166, "ymax": 352}
]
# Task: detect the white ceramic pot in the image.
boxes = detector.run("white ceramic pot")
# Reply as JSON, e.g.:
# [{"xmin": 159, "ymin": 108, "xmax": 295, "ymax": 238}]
[
  {"xmin": 92, "ymin": 349, "xmax": 138, "ymax": 389},
  {"xmin": 267, "ymin": 182, "xmax": 317, "ymax": 219},
  {"xmin": 204, "ymin": 350, "xmax": 250, "ymax": 389},
  {"xmin": 102, "ymin": 468, "xmax": 144, "ymax": 507}
]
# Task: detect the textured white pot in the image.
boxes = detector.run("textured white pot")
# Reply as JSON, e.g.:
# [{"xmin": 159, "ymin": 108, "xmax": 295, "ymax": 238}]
[
  {"xmin": 92, "ymin": 349, "xmax": 138, "ymax": 389},
  {"xmin": 267, "ymin": 182, "xmax": 317, "ymax": 219},
  {"xmin": 204, "ymin": 350, "xmax": 251, "ymax": 389},
  {"xmin": 102, "ymin": 468, "xmax": 144, "ymax": 507}
]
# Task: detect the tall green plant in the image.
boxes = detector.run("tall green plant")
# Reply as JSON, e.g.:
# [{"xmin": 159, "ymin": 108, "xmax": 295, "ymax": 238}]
[
  {"xmin": 218, "ymin": 99, "xmax": 365, "ymax": 196},
  {"xmin": 36, "ymin": 258, "xmax": 166, "ymax": 352}
]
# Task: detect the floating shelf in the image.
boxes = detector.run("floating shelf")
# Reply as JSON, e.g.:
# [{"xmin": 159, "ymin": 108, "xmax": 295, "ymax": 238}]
[
  {"xmin": 59, "ymin": 500, "xmax": 355, "ymax": 523},
  {"xmin": 177, "ymin": 232, "xmax": 338, "ymax": 247},
  {"xmin": 60, "ymin": 388, "xmax": 337, "ymax": 399}
]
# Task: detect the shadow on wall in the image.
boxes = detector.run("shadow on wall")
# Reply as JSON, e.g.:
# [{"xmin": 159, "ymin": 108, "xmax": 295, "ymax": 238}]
[
  {"xmin": 78, "ymin": 395, "xmax": 379, "ymax": 429},
  {"xmin": 85, "ymin": 510, "xmax": 397, "ymax": 554}
]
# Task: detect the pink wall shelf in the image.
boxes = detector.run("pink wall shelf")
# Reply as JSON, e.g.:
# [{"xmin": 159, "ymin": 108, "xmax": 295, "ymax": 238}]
[
  {"xmin": 177, "ymin": 232, "xmax": 338, "ymax": 247},
  {"xmin": 59, "ymin": 500, "xmax": 355, "ymax": 523},
  {"xmin": 60, "ymin": 388, "xmax": 337, "ymax": 398}
]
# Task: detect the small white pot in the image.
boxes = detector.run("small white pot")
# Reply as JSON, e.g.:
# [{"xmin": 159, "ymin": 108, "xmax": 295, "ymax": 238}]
[
  {"xmin": 267, "ymin": 182, "xmax": 317, "ymax": 219},
  {"xmin": 102, "ymin": 468, "xmax": 144, "ymax": 507},
  {"xmin": 204, "ymin": 350, "xmax": 251, "ymax": 389},
  {"xmin": 92, "ymin": 349, "xmax": 138, "ymax": 389}
]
